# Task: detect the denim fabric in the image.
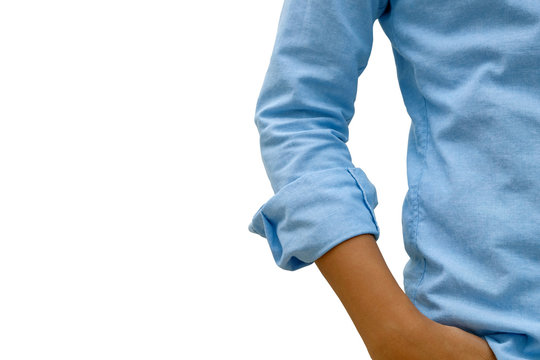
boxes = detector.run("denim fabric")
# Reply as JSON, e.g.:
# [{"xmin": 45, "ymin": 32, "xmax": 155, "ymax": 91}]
[{"xmin": 247, "ymin": 1, "xmax": 540, "ymax": 358}]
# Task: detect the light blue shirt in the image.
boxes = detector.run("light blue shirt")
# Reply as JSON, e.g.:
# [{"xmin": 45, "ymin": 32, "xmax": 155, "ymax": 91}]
[{"xmin": 247, "ymin": 1, "xmax": 540, "ymax": 358}]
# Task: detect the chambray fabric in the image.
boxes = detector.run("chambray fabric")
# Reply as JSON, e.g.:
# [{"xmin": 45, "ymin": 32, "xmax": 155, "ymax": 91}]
[{"xmin": 247, "ymin": 0, "xmax": 540, "ymax": 358}]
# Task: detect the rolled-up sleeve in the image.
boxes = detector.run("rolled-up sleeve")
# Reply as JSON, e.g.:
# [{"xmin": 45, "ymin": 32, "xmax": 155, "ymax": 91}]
[{"xmin": 248, "ymin": 0, "xmax": 389, "ymax": 271}]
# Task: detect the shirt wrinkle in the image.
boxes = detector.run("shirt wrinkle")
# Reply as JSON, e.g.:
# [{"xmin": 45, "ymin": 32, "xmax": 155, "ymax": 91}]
[{"xmin": 248, "ymin": 1, "xmax": 540, "ymax": 358}]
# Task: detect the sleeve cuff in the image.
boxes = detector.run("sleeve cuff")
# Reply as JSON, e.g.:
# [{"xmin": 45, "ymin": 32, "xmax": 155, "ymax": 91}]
[{"xmin": 247, "ymin": 167, "xmax": 380, "ymax": 271}]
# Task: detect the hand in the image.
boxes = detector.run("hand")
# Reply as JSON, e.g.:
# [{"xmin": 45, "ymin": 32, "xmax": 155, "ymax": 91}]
[{"xmin": 367, "ymin": 316, "xmax": 496, "ymax": 360}]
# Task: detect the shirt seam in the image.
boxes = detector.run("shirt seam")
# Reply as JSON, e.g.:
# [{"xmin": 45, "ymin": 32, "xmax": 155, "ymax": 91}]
[
  {"xmin": 411, "ymin": 92, "xmax": 430, "ymax": 308},
  {"xmin": 389, "ymin": 10, "xmax": 429, "ymax": 308},
  {"xmin": 346, "ymin": 167, "xmax": 381, "ymax": 238}
]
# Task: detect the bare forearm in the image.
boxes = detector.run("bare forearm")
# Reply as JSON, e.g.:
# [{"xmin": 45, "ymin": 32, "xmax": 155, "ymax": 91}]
[
  {"xmin": 314, "ymin": 234, "xmax": 425, "ymax": 350},
  {"xmin": 314, "ymin": 234, "xmax": 496, "ymax": 359}
]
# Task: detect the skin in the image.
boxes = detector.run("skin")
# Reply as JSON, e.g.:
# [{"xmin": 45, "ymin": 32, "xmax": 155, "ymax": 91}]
[{"xmin": 314, "ymin": 233, "xmax": 497, "ymax": 359}]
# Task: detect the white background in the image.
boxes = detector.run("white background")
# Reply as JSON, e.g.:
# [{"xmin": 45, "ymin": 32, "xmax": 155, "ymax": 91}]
[{"xmin": 0, "ymin": 1, "xmax": 411, "ymax": 359}]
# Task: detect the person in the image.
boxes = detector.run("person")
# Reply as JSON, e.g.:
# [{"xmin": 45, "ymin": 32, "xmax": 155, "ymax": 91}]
[{"xmin": 247, "ymin": 0, "xmax": 540, "ymax": 359}]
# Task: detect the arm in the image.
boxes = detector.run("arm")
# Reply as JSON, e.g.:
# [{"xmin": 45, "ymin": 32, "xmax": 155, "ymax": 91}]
[
  {"xmin": 315, "ymin": 233, "xmax": 424, "ymax": 351},
  {"xmin": 315, "ymin": 233, "xmax": 496, "ymax": 360},
  {"xmin": 247, "ymin": 1, "xmax": 494, "ymax": 357},
  {"xmin": 248, "ymin": 0, "xmax": 386, "ymax": 271}
]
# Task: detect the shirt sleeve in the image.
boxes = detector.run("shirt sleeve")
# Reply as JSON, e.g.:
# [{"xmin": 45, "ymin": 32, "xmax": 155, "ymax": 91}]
[{"xmin": 248, "ymin": 0, "xmax": 390, "ymax": 271}]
